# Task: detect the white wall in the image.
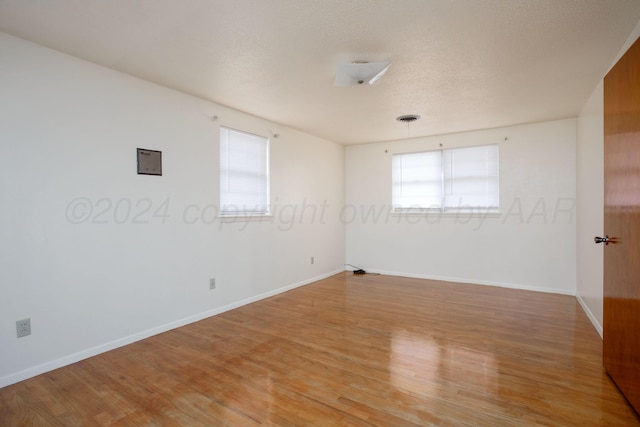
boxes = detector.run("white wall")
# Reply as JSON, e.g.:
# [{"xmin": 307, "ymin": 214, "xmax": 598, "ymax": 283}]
[
  {"xmin": 576, "ymin": 20, "xmax": 640, "ymax": 336},
  {"xmin": 0, "ymin": 33, "xmax": 345, "ymax": 387},
  {"xmin": 345, "ymin": 119, "xmax": 577, "ymax": 294},
  {"xmin": 576, "ymin": 83, "xmax": 604, "ymax": 335}
]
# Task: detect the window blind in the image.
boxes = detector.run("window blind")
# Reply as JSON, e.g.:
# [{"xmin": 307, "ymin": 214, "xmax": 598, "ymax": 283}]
[
  {"xmin": 392, "ymin": 144, "xmax": 499, "ymax": 212},
  {"xmin": 220, "ymin": 127, "xmax": 269, "ymax": 216},
  {"xmin": 392, "ymin": 150, "xmax": 443, "ymax": 210}
]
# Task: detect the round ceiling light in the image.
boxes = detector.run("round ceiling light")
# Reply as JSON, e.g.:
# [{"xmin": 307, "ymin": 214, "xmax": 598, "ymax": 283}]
[{"xmin": 396, "ymin": 114, "xmax": 421, "ymax": 123}]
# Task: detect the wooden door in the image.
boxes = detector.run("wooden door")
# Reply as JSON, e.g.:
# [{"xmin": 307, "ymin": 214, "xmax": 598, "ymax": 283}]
[{"xmin": 603, "ymin": 35, "xmax": 640, "ymax": 414}]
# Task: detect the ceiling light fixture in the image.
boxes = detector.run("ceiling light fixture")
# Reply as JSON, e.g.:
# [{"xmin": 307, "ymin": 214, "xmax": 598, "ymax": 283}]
[{"xmin": 334, "ymin": 61, "xmax": 391, "ymax": 86}]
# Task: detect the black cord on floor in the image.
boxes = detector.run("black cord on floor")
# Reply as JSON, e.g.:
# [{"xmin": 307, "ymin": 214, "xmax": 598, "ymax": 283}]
[{"xmin": 344, "ymin": 264, "xmax": 380, "ymax": 276}]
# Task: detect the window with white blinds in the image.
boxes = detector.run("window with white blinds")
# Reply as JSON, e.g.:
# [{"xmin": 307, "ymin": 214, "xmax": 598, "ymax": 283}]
[
  {"xmin": 392, "ymin": 144, "xmax": 499, "ymax": 212},
  {"xmin": 220, "ymin": 127, "xmax": 270, "ymax": 216}
]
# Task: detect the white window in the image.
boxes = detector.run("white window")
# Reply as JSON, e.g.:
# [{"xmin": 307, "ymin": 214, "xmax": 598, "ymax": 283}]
[
  {"xmin": 392, "ymin": 144, "xmax": 499, "ymax": 212},
  {"xmin": 220, "ymin": 127, "xmax": 270, "ymax": 216}
]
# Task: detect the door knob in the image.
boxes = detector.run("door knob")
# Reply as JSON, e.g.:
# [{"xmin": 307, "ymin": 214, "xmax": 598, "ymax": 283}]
[{"xmin": 594, "ymin": 235, "xmax": 610, "ymax": 245}]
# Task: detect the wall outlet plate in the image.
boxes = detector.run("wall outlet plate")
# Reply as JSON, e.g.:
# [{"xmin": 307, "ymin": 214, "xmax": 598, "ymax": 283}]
[
  {"xmin": 209, "ymin": 278, "xmax": 216, "ymax": 290},
  {"xmin": 16, "ymin": 318, "xmax": 31, "ymax": 338}
]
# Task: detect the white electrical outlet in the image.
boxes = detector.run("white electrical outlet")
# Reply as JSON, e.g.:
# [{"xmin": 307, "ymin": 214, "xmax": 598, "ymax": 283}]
[
  {"xmin": 311, "ymin": 256, "xmax": 315, "ymax": 264},
  {"xmin": 16, "ymin": 318, "xmax": 31, "ymax": 338},
  {"xmin": 209, "ymin": 278, "xmax": 216, "ymax": 290}
]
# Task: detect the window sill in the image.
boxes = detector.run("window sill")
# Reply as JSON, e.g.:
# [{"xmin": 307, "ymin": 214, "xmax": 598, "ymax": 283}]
[
  {"xmin": 218, "ymin": 214, "xmax": 273, "ymax": 222},
  {"xmin": 391, "ymin": 210, "xmax": 501, "ymax": 218}
]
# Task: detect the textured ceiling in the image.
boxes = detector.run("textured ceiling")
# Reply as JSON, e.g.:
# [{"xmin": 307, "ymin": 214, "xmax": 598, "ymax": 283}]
[{"xmin": 1, "ymin": 0, "xmax": 639, "ymax": 144}]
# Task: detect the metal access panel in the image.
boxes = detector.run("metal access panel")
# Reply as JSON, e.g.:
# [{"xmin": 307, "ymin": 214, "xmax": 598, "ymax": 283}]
[{"xmin": 137, "ymin": 148, "xmax": 162, "ymax": 176}]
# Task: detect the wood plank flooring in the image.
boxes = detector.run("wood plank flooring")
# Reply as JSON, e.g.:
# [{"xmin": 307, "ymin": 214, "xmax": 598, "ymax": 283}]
[{"xmin": 1, "ymin": 273, "xmax": 639, "ymax": 426}]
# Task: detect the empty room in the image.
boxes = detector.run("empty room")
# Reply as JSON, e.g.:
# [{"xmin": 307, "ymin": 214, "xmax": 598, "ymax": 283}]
[{"xmin": 1, "ymin": 1, "xmax": 640, "ymax": 425}]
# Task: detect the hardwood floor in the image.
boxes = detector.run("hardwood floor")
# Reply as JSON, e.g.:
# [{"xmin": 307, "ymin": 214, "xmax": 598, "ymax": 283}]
[{"xmin": 1, "ymin": 273, "xmax": 638, "ymax": 426}]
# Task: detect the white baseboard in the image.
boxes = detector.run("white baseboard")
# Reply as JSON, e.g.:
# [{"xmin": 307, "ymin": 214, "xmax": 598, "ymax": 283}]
[
  {"xmin": 0, "ymin": 268, "xmax": 344, "ymax": 389},
  {"xmin": 367, "ymin": 269, "xmax": 576, "ymax": 296},
  {"xmin": 576, "ymin": 295, "xmax": 603, "ymax": 338}
]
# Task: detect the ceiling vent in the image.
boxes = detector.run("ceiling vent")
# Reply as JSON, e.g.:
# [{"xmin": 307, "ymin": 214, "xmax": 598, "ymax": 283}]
[{"xmin": 396, "ymin": 114, "xmax": 421, "ymax": 123}]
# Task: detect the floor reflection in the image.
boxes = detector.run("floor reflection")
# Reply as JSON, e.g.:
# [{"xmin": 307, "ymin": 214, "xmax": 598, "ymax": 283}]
[{"xmin": 390, "ymin": 330, "xmax": 498, "ymax": 402}]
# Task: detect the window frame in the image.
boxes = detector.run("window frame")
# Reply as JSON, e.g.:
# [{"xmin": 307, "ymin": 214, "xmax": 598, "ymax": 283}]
[
  {"xmin": 219, "ymin": 126, "xmax": 271, "ymax": 218},
  {"xmin": 392, "ymin": 144, "xmax": 499, "ymax": 214}
]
